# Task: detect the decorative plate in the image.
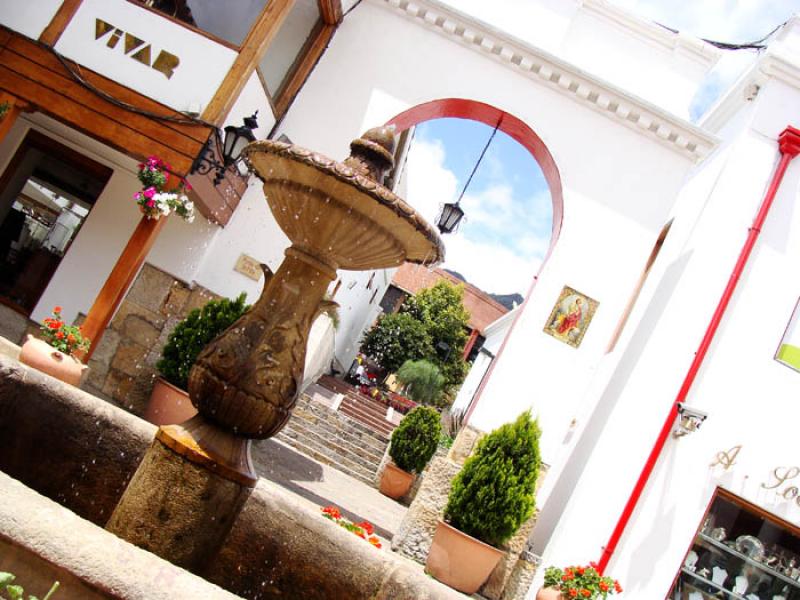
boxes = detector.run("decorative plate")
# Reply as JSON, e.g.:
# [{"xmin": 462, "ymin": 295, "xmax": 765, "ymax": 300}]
[{"xmin": 735, "ymin": 535, "xmax": 765, "ymax": 561}]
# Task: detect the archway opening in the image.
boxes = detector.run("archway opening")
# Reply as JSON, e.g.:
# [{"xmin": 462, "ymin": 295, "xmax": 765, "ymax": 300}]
[{"xmin": 375, "ymin": 98, "xmax": 564, "ymax": 423}]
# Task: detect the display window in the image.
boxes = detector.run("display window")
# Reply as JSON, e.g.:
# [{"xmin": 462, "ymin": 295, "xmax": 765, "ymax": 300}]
[{"xmin": 668, "ymin": 489, "xmax": 800, "ymax": 599}]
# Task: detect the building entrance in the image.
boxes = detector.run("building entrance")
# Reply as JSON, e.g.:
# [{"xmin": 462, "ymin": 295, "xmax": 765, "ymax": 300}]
[{"xmin": 0, "ymin": 130, "xmax": 112, "ymax": 315}]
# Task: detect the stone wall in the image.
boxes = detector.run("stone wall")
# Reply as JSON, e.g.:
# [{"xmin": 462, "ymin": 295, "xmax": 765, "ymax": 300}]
[
  {"xmin": 0, "ymin": 355, "xmax": 465, "ymax": 600},
  {"xmin": 391, "ymin": 424, "xmax": 543, "ymax": 600},
  {"xmin": 84, "ymin": 263, "xmax": 219, "ymax": 416},
  {"xmin": 0, "ymin": 472, "xmax": 240, "ymax": 600}
]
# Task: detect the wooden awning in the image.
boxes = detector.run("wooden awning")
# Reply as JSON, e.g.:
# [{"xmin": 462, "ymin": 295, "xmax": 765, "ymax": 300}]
[{"xmin": 0, "ymin": 26, "xmax": 211, "ymax": 176}]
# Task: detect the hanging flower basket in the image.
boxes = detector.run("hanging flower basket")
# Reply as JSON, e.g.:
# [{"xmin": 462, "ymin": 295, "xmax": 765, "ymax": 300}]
[{"xmin": 133, "ymin": 156, "xmax": 194, "ymax": 222}]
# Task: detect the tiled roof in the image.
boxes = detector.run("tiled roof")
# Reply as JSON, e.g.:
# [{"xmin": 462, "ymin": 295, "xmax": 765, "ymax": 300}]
[{"xmin": 390, "ymin": 263, "xmax": 509, "ymax": 333}]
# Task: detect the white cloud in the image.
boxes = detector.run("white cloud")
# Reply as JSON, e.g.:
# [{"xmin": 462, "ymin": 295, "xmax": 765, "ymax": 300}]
[
  {"xmin": 403, "ymin": 134, "xmax": 552, "ymax": 295},
  {"xmin": 443, "ymin": 235, "xmax": 542, "ymax": 294},
  {"xmin": 403, "ymin": 137, "xmax": 458, "ymax": 224}
]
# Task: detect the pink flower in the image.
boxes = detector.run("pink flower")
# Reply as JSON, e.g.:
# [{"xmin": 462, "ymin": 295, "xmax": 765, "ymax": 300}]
[
  {"xmin": 143, "ymin": 187, "xmax": 156, "ymax": 199},
  {"xmin": 146, "ymin": 200, "xmax": 155, "ymax": 208}
]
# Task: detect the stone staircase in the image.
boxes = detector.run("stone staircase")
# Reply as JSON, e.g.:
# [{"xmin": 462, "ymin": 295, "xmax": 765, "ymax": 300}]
[
  {"xmin": 275, "ymin": 391, "xmax": 390, "ymax": 486},
  {"xmin": 317, "ymin": 374, "xmax": 399, "ymax": 437}
]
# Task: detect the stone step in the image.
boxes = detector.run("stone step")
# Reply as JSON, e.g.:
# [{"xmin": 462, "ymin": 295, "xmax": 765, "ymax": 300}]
[
  {"xmin": 282, "ymin": 414, "xmax": 388, "ymax": 463},
  {"xmin": 341, "ymin": 394, "xmax": 392, "ymax": 420},
  {"xmin": 291, "ymin": 397, "xmax": 390, "ymax": 451},
  {"xmin": 339, "ymin": 402, "xmax": 396, "ymax": 436},
  {"xmin": 276, "ymin": 433, "xmax": 378, "ymax": 486},
  {"xmin": 281, "ymin": 418, "xmax": 386, "ymax": 469}
]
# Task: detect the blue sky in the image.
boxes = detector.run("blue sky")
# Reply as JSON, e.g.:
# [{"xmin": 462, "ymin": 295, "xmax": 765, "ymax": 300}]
[
  {"xmin": 404, "ymin": 119, "xmax": 551, "ymax": 295},
  {"xmin": 403, "ymin": 1, "xmax": 800, "ymax": 296}
]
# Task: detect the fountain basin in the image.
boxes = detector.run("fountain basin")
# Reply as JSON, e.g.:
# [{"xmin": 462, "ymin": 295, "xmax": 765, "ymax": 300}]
[{"xmin": 243, "ymin": 137, "xmax": 444, "ymax": 270}]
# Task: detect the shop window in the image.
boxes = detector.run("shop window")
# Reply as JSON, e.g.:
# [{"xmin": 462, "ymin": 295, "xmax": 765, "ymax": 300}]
[
  {"xmin": 133, "ymin": 0, "xmax": 270, "ymax": 47},
  {"xmin": 0, "ymin": 131, "xmax": 111, "ymax": 315},
  {"xmin": 668, "ymin": 489, "xmax": 800, "ymax": 599},
  {"xmin": 257, "ymin": 0, "xmax": 321, "ymax": 100},
  {"xmin": 776, "ymin": 300, "xmax": 800, "ymax": 372}
]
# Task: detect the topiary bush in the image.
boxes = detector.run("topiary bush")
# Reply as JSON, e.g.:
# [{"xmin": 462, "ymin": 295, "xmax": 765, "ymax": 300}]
[
  {"xmin": 156, "ymin": 293, "xmax": 249, "ymax": 390},
  {"xmin": 395, "ymin": 359, "xmax": 445, "ymax": 406},
  {"xmin": 445, "ymin": 411, "xmax": 541, "ymax": 547},
  {"xmin": 389, "ymin": 406, "xmax": 442, "ymax": 474}
]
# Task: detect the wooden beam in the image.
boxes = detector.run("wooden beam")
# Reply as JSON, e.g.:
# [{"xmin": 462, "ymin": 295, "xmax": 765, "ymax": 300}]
[
  {"xmin": 39, "ymin": 0, "xmax": 84, "ymax": 47},
  {"xmin": 81, "ymin": 215, "xmax": 167, "ymax": 360},
  {"xmin": 274, "ymin": 23, "xmax": 334, "ymax": 118},
  {"xmin": 0, "ymin": 92, "xmax": 32, "ymax": 144},
  {"xmin": 202, "ymin": 0, "xmax": 295, "ymax": 125},
  {"xmin": 318, "ymin": 0, "xmax": 343, "ymax": 25},
  {"xmin": 0, "ymin": 28, "xmax": 210, "ymax": 174}
]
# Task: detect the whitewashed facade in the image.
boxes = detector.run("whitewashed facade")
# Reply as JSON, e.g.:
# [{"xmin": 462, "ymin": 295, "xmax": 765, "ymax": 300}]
[{"xmin": 3, "ymin": 0, "xmax": 800, "ymax": 597}]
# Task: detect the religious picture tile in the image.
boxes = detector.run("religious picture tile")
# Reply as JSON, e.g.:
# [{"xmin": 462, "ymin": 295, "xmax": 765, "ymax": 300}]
[{"xmin": 543, "ymin": 286, "xmax": 598, "ymax": 348}]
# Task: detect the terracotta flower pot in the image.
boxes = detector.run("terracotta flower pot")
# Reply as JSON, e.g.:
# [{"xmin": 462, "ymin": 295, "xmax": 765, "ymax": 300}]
[
  {"xmin": 425, "ymin": 520, "xmax": 504, "ymax": 594},
  {"xmin": 19, "ymin": 334, "xmax": 87, "ymax": 387},
  {"xmin": 536, "ymin": 587, "xmax": 563, "ymax": 600},
  {"xmin": 379, "ymin": 462, "xmax": 415, "ymax": 499},
  {"xmin": 144, "ymin": 377, "xmax": 197, "ymax": 426}
]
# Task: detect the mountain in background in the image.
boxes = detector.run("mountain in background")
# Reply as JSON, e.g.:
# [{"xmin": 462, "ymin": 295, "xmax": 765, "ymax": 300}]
[{"xmin": 443, "ymin": 269, "xmax": 524, "ymax": 311}]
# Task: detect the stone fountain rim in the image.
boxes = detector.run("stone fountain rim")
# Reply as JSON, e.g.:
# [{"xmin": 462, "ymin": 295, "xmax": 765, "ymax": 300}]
[{"xmin": 243, "ymin": 140, "xmax": 445, "ymax": 265}]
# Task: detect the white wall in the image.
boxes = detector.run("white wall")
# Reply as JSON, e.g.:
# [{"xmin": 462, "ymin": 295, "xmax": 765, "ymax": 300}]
[
  {"xmin": 54, "ymin": 0, "xmax": 237, "ymax": 115},
  {"xmin": 434, "ymin": 0, "xmax": 718, "ymax": 118},
  {"xmin": 0, "ymin": 0, "xmax": 62, "ymax": 40},
  {"xmin": 275, "ymin": 0, "xmax": 702, "ymax": 468},
  {"xmin": 528, "ymin": 65, "xmax": 800, "ymax": 597}
]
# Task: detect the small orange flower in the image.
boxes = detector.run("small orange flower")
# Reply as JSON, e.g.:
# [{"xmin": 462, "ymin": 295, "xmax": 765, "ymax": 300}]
[
  {"xmin": 55, "ymin": 331, "xmax": 64, "ymax": 340},
  {"xmin": 53, "ymin": 306, "xmax": 62, "ymax": 314}
]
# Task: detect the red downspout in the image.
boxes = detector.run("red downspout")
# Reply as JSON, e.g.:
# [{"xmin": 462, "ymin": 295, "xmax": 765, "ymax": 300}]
[{"xmin": 597, "ymin": 126, "xmax": 800, "ymax": 575}]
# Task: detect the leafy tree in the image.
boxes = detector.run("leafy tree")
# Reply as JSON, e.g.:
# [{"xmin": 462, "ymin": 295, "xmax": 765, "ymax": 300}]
[
  {"xmin": 359, "ymin": 312, "xmax": 432, "ymax": 374},
  {"xmin": 157, "ymin": 293, "xmax": 250, "ymax": 390},
  {"xmin": 401, "ymin": 280, "xmax": 471, "ymax": 389},
  {"xmin": 361, "ymin": 279, "xmax": 472, "ymax": 398},
  {"xmin": 445, "ymin": 411, "xmax": 541, "ymax": 547},
  {"xmin": 395, "ymin": 359, "xmax": 445, "ymax": 406},
  {"xmin": 389, "ymin": 406, "xmax": 442, "ymax": 473}
]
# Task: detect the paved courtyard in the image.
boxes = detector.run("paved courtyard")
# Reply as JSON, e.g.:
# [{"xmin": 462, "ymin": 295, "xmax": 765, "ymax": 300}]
[{"xmin": 252, "ymin": 437, "xmax": 407, "ymax": 541}]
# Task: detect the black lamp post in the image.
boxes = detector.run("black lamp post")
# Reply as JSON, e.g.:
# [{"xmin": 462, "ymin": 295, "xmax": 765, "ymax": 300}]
[
  {"xmin": 436, "ymin": 201, "xmax": 465, "ymax": 234},
  {"xmin": 192, "ymin": 112, "xmax": 259, "ymax": 185}
]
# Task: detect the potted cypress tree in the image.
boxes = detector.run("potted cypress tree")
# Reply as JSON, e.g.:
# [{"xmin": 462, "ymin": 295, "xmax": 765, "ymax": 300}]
[
  {"xmin": 144, "ymin": 293, "xmax": 249, "ymax": 425},
  {"xmin": 426, "ymin": 411, "xmax": 542, "ymax": 594},
  {"xmin": 379, "ymin": 406, "xmax": 441, "ymax": 500}
]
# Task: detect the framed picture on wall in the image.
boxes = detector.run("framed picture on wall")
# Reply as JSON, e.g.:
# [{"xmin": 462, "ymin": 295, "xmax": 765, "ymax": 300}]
[{"xmin": 543, "ymin": 285, "xmax": 598, "ymax": 348}]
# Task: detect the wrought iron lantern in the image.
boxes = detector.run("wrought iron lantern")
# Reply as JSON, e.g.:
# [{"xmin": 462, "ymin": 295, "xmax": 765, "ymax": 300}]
[
  {"xmin": 436, "ymin": 201, "xmax": 465, "ymax": 234},
  {"xmin": 192, "ymin": 112, "xmax": 259, "ymax": 185}
]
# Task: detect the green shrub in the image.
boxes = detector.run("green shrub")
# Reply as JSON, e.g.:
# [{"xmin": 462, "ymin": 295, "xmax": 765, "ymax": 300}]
[
  {"xmin": 445, "ymin": 411, "xmax": 541, "ymax": 547},
  {"xmin": 360, "ymin": 312, "xmax": 433, "ymax": 374},
  {"xmin": 395, "ymin": 359, "xmax": 445, "ymax": 406},
  {"xmin": 156, "ymin": 293, "xmax": 249, "ymax": 390},
  {"xmin": 0, "ymin": 572, "xmax": 59, "ymax": 600},
  {"xmin": 389, "ymin": 406, "xmax": 442, "ymax": 474}
]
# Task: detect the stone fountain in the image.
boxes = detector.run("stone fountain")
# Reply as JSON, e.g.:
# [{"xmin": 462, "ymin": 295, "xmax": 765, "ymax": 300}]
[{"xmin": 105, "ymin": 126, "xmax": 444, "ymax": 571}]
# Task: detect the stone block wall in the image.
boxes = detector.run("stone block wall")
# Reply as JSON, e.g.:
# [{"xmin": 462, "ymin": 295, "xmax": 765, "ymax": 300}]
[
  {"xmin": 391, "ymin": 424, "xmax": 544, "ymax": 600},
  {"xmin": 84, "ymin": 263, "xmax": 220, "ymax": 416}
]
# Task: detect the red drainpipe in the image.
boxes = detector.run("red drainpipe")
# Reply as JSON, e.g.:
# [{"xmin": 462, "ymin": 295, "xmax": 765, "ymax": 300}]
[{"xmin": 597, "ymin": 126, "xmax": 800, "ymax": 575}]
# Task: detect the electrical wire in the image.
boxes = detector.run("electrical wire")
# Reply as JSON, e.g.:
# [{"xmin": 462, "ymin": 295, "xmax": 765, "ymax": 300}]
[
  {"xmin": 454, "ymin": 115, "xmax": 503, "ymax": 207},
  {"xmin": 655, "ymin": 19, "xmax": 788, "ymax": 51},
  {"xmin": 50, "ymin": 44, "xmax": 214, "ymax": 128}
]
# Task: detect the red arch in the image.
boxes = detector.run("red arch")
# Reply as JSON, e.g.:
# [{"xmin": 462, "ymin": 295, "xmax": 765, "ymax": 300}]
[
  {"xmin": 386, "ymin": 98, "xmax": 563, "ymax": 251},
  {"xmin": 386, "ymin": 98, "xmax": 564, "ymax": 425}
]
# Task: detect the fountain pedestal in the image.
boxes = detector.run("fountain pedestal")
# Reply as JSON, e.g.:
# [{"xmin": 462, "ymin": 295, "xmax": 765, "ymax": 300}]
[
  {"xmin": 105, "ymin": 126, "xmax": 444, "ymax": 572},
  {"xmin": 105, "ymin": 417, "xmax": 254, "ymax": 571}
]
